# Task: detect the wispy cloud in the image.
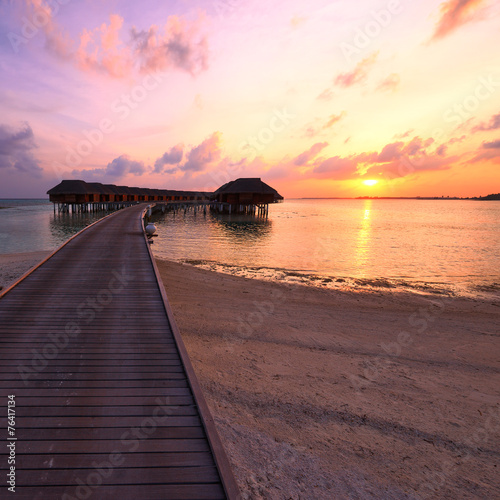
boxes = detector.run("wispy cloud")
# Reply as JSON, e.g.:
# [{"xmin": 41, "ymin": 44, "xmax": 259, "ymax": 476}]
[
  {"xmin": 0, "ymin": 122, "xmax": 43, "ymax": 177},
  {"xmin": 77, "ymin": 14, "xmax": 131, "ymax": 77},
  {"xmin": 431, "ymin": 0, "xmax": 487, "ymax": 41},
  {"xmin": 316, "ymin": 88, "xmax": 334, "ymax": 101},
  {"xmin": 74, "ymin": 155, "xmax": 148, "ymax": 181},
  {"xmin": 482, "ymin": 139, "xmax": 500, "ymax": 148},
  {"xmin": 377, "ymin": 73, "xmax": 400, "ymax": 93},
  {"xmin": 334, "ymin": 52, "xmax": 378, "ymax": 88},
  {"xmin": 324, "ymin": 111, "xmax": 346, "ymax": 129},
  {"xmin": 305, "ymin": 135, "xmax": 456, "ymax": 182},
  {"xmin": 312, "ymin": 156, "xmax": 358, "ymax": 179},
  {"xmin": 470, "ymin": 138, "xmax": 500, "ymax": 162},
  {"xmin": 181, "ymin": 132, "xmax": 222, "ymax": 172},
  {"xmin": 293, "ymin": 142, "xmax": 328, "ymax": 166},
  {"xmin": 472, "ymin": 112, "xmax": 500, "ymax": 132},
  {"xmin": 25, "ymin": 0, "xmax": 73, "ymax": 58},
  {"xmin": 154, "ymin": 144, "xmax": 184, "ymax": 173},
  {"xmin": 14, "ymin": 4, "xmax": 209, "ymax": 79},
  {"xmin": 130, "ymin": 16, "xmax": 209, "ymax": 75}
]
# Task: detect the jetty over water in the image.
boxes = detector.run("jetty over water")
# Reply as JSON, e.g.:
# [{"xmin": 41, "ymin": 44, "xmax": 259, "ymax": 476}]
[
  {"xmin": 0, "ymin": 204, "xmax": 239, "ymax": 499},
  {"xmin": 47, "ymin": 178, "xmax": 283, "ymax": 216}
]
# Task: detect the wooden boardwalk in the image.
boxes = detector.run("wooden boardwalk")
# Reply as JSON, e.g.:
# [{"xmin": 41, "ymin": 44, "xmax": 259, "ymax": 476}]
[{"xmin": 0, "ymin": 204, "xmax": 239, "ymax": 499}]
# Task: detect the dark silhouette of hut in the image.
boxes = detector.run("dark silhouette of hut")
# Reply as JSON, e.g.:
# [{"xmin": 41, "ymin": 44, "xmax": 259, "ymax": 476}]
[
  {"xmin": 47, "ymin": 180, "xmax": 137, "ymax": 212},
  {"xmin": 212, "ymin": 178, "xmax": 283, "ymax": 215},
  {"xmin": 46, "ymin": 178, "xmax": 274, "ymax": 215},
  {"xmin": 47, "ymin": 180, "xmax": 97, "ymax": 204}
]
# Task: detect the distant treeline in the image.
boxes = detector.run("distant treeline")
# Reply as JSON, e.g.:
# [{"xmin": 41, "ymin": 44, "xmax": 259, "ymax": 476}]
[
  {"xmin": 353, "ymin": 193, "xmax": 500, "ymax": 200},
  {"xmin": 474, "ymin": 193, "xmax": 500, "ymax": 200}
]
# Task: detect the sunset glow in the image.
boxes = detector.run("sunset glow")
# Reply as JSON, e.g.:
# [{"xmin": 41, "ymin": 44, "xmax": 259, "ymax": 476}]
[{"xmin": 0, "ymin": 0, "xmax": 499, "ymax": 198}]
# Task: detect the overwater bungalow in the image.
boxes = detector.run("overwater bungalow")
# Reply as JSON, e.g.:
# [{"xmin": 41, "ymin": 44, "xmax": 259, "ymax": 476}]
[
  {"xmin": 211, "ymin": 177, "xmax": 283, "ymax": 215},
  {"xmin": 47, "ymin": 178, "xmax": 280, "ymax": 214}
]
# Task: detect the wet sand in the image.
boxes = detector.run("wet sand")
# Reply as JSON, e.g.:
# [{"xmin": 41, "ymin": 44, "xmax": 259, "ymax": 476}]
[{"xmin": 156, "ymin": 259, "xmax": 499, "ymax": 500}]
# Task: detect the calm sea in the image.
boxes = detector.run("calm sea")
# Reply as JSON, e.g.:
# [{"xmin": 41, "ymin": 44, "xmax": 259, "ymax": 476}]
[
  {"xmin": 0, "ymin": 199, "xmax": 109, "ymax": 253},
  {"xmin": 1, "ymin": 198, "xmax": 499, "ymax": 297}
]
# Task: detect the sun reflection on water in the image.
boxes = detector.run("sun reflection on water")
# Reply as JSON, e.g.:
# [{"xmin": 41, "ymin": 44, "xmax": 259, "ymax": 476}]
[{"xmin": 354, "ymin": 200, "xmax": 373, "ymax": 273}]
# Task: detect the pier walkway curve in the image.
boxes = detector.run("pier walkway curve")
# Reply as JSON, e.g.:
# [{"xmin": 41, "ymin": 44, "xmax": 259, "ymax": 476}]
[{"xmin": 0, "ymin": 203, "xmax": 239, "ymax": 500}]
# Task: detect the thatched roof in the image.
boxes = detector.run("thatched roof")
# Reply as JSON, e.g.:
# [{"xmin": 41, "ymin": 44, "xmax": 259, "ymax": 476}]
[
  {"xmin": 47, "ymin": 180, "xmax": 98, "ymax": 195},
  {"xmin": 214, "ymin": 178, "xmax": 283, "ymax": 199},
  {"xmin": 47, "ymin": 180, "xmax": 218, "ymax": 199},
  {"xmin": 87, "ymin": 183, "xmax": 115, "ymax": 195}
]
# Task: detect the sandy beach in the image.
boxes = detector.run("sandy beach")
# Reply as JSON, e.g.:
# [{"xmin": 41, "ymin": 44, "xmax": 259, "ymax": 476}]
[
  {"xmin": 1, "ymin": 252, "xmax": 498, "ymax": 498},
  {"xmin": 156, "ymin": 259, "xmax": 499, "ymax": 500},
  {"xmin": 0, "ymin": 251, "xmax": 51, "ymax": 291}
]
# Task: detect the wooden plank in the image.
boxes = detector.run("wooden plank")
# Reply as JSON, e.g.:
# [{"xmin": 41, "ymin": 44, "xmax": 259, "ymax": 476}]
[
  {"xmin": 0, "ymin": 451, "xmax": 214, "ymax": 469},
  {"xmin": 13, "ymin": 439, "xmax": 211, "ymax": 454},
  {"xmin": 1, "ymin": 427, "xmax": 205, "ymax": 441},
  {"xmin": 12, "ymin": 396, "xmax": 196, "ymax": 406},
  {"xmin": 8, "ymin": 484, "xmax": 225, "ymax": 500},
  {"xmin": 0, "ymin": 378, "xmax": 188, "ymax": 393},
  {"xmin": 0, "ymin": 403, "xmax": 197, "ymax": 416},
  {"xmin": 9, "ymin": 466, "xmax": 221, "ymax": 486}
]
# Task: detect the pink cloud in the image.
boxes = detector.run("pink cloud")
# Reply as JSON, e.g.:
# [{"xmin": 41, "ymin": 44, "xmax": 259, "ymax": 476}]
[
  {"xmin": 181, "ymin": 132, "xmax": 222, "ymax": 172},
  {"xmin": 312, "ymin": 156, "xmax": 358, "ymax": 179},
  {"xmin": 431, "ymin": 0, "xmax": 487, "ymax": 40},
  {"xmin": 334, "ymin": 52, "xmax": 378, "ymax": 88},
  {"xmin": 377, "ymin": 73, "xmax": 400, "ymax": 93},
  {"xmin": 77, "ymin": 15, "xmax": 131, "ymax": 78},
  {"xmin": 19, "ymin": 5, "xmax": 209, "ymax": 79},
  {"xmin": 25, "ymin": 0, "xmax": 73, "ymax": 58},
  {"xmin": 154, "ymin": 144, "xmax": 184, "ymax": 173},
  {"xmin": 304, "ymin": 135, "xmax": 456, "ymax": 182},
  {"xmin": 130, "ymin": 16, "xmax": 209, "ymax": 75},
  {"xmin": 293, "ymin": 142, "xmax": 329, "ymax": 166},
  {"xmin": 316, "ymin": 89, "xmax": 334, "ymax": 101},
  {"xmin": 74, "ymin": 154, "xmax": 148, "ymax": 181},
  {"xmin": 472, "ymin": 112, "xmax": 500, "ymax": 133},
  {"xmin": 0, "ymin": 121, "xmax": 43, "ymax": 177},
  {"xmin": 377, "ymin": 141, "xmax": 404, "ymax": 162},
  {"xmin": 324, "ymin": 111, "xmax": 346, "ymax": 129}
]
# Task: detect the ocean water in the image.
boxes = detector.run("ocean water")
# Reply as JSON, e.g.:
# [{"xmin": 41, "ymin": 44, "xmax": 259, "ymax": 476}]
[
  {"xmin": 1, "ymin": 198, "xmax": 499, "ymax": 297},
  {"xmin": 149, "ymin": 199, "xmax": 500, "ymax": 297},
  {"xmin": 0, "ymin": 199, "xmax": 111, "ymax": 254}
]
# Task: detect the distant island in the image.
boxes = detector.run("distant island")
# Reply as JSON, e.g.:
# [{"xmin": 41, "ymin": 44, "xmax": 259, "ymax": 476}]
[
  {"xmin": 300, "ymin": 193, "xmax": 500, "ymax": 201},
  {"xmin": 355, "ymin": 193, "xmax": 500, "ymax": 200}
]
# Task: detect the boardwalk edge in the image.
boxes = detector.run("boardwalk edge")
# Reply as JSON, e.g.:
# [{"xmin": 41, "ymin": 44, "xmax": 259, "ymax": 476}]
[{"xmin": 140, "ymin": 205, "xmax": 242, "ymax": 500}]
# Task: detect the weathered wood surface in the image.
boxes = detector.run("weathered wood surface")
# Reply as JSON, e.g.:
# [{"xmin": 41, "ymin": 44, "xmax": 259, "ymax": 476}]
[{"xmin": 0, "ymin": 204, "xmax": 239, "ymax": 500}]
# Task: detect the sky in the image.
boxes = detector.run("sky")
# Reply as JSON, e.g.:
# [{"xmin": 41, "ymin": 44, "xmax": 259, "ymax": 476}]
[{"xmin": 0, "ymin": 0, "xmax": 499, "ymax": 199}]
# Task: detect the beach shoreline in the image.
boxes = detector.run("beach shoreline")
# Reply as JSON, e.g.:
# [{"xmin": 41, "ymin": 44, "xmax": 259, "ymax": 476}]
[{"xmin": 0, "ymin": 251, "xmax": 52, "ymax": 290}]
